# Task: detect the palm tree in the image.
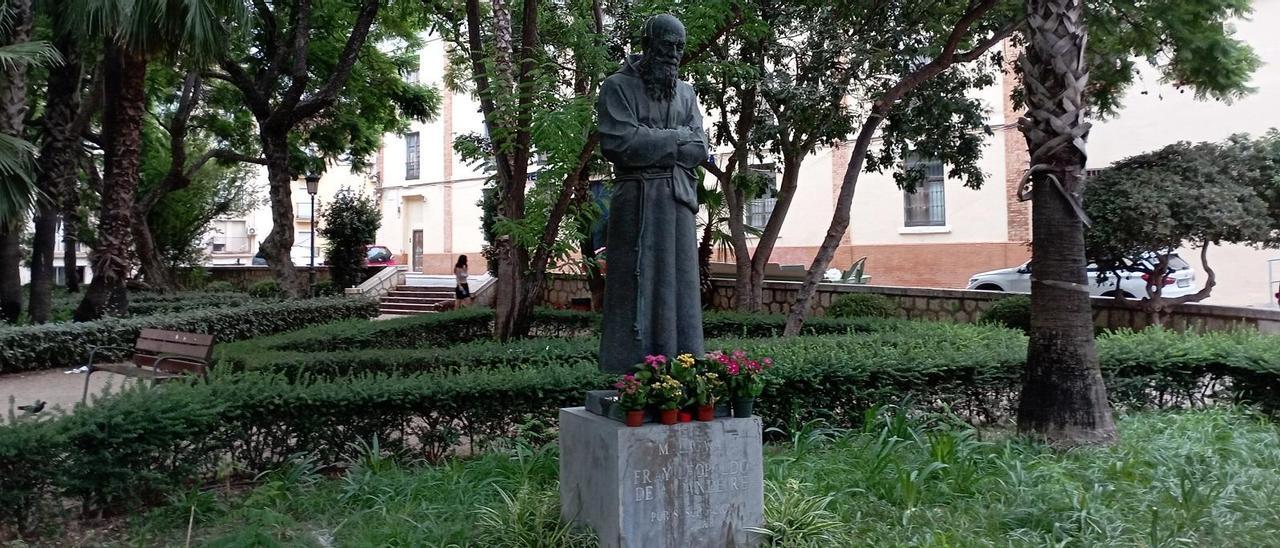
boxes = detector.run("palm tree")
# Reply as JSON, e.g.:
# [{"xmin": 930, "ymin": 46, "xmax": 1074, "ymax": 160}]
[
  {"xmin": 1015, "ymin": 0, "xmax": 1116, "ymax": 445},
  {"xmin": 1, "ymin": 0, "xmax": 58, "ymax": 322},
  {"xmin": 0, "ymin": 40, "xmax": 60, "ymax": 221},
  {"xmin": 71, "ymin": 0, "xmax": 243, "ymax": 321}
]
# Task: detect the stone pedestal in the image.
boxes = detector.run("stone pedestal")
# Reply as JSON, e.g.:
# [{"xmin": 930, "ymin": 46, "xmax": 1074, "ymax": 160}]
[{"xmin": 559, "ymin": 407, "xmax": 763, "ymax": 548}]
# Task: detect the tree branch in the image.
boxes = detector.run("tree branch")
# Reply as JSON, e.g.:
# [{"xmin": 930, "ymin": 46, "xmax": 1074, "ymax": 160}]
[
  {"xmin": 216, "ymin": 61, "xmax": 272, "ymax": 119},
  {"xmin": 275, "ymin": 0, "xmax": 315, "ymax": 116},
  {"xmin": 292, "ymin": 0, "xmax": 381, "ymax": 121},
  {"xmin": 682, "ymin": 3, "xmax": 743, "ymax": 67}
]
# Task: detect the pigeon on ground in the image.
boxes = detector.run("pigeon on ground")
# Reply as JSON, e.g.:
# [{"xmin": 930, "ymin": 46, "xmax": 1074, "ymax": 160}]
[{"xmin": 17, "ymin": 400, "xmax": 45, "ymax": 414}]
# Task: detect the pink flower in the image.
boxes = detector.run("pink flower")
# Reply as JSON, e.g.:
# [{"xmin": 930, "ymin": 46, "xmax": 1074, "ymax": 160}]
[
  {"xmin": 644, "ymin": 355, "xmax": 667, "ymax": 368},
  {"xmin": 727, "ymin": 362, "xmax": 740, "ymax": 375},
  {"xmin": 763, "ymin": 357, "xmax": 773, "ymax": 366}
]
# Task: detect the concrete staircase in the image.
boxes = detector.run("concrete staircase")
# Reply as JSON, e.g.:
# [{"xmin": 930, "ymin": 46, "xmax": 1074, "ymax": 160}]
[{"xmin": 378, "ymin": 285, "xmax": 455, "ymax": 316}]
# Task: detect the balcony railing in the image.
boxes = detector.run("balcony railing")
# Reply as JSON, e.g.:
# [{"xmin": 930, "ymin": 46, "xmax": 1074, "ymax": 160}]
[{"xmin": 210, "ymin": 236, "xmax": 252, "ymax": 254}]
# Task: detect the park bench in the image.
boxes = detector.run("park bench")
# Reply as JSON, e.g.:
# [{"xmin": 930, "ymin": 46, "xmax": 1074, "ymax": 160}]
[{"xmin": 80, "ymin": 329, "xmax": 215, "ymax": 403}]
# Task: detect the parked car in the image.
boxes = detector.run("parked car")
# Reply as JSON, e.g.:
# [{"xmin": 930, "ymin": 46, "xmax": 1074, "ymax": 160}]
[
  {"xmin": 366, "ymin": 245, "xmax": 396, "ymax": 267},
  {"xmin": 966, "ymin": 254, "xmax": 1197, "ymax": 299},
  {"xmin": 251, "ymin": 251, "xmax": 267, "ymax": 266}
]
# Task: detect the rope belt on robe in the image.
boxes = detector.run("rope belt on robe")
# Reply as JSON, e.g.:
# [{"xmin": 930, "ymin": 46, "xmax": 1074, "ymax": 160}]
[{"xmin": 614, "ymin": 166, "xmax": 699, "ymax": 345}]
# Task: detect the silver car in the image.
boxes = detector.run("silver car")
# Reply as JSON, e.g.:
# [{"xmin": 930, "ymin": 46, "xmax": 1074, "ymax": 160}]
[{"xmin": 967, "ymin": 255, "xmax": 1197, "ymax": 299}]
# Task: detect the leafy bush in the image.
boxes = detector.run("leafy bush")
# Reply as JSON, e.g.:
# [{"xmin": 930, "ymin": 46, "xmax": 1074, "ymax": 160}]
[
  {"xmin": 203, "ymin": 281, "xmax": 236, "ymax": 293},
  {"xmin": 248, "ymin": 279, "xmax": 281, "ymax": 298},
  {"xmin": 319, "ymin": 188, "xmax": 381, "ymax": 289},
  {"xmin": 312, "ymin": 280, "xmax": 338, "ymax": 296},
  {"xmin": 6, "ymin": 324, "xmax": 1280, "ymax": 530},
  {"xmin": 127, "ymin": 293, "xmax": 265, "ymax": 316},
  {"xmin": 826, "ymin": 293, "xmax": 898, "ymax": 319},
  {"xmin": 981, "ymin": 295, "xmax": 1030, "ymax": 333},
  {"xmin": 0, "ymin": 297, "xmax": 378, "ymax": 374}
]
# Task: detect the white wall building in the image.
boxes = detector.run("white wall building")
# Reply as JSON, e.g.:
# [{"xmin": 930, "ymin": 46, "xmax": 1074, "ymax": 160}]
[{"xmin": 369, "ymin": 1, "xmax": 1280, "ymax": 306}]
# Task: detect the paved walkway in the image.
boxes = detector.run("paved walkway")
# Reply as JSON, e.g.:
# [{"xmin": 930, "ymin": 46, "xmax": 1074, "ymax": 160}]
[{"xmin": 1, "ymin": 367, "xmax": 140, "ymax": 423}]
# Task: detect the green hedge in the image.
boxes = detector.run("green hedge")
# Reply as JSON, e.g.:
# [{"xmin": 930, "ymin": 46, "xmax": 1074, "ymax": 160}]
[
  {"xmin": 5, "ymin": 323, "xmax": 1280, "ymax": 529},
  {"xmin": 0, "ymin": 297, "xmax": 378, "ymax": 374},
  {"xmin": 216, "ymin": 308, "xmax": 900, "ymax": 364},
  {"xmin": 8, "ymin": 324, "xmax": 1280, "ymax": 529},
  {"xmin": 126, "ymin": 293, "xmax": 271, "ymax": 316}
]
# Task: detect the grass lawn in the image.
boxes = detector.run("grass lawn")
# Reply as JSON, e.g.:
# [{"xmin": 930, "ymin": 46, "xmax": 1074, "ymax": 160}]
[{"xmin": 112, "ymin": 407, "xmax": 1280, "ymax": 547}]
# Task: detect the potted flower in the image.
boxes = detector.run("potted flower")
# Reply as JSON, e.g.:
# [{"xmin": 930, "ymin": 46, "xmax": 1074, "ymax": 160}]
[
  {"xmin": 650, "ymin": 374, "xmax": 685, "ymax": 425},
  {"xmin": 714, "ymin": 350, "xmax": 772, "ymax": 418},
  {"xmin": 614, "ymin": 374, "xmax": 648, "ymax": 427},
  {"xmin": 691, "ymin": 370, "xmax": 723, "ymax": 421},
  {"xmin": 671, "ymin": 354, "xmax": 699, "ymax": 422}
]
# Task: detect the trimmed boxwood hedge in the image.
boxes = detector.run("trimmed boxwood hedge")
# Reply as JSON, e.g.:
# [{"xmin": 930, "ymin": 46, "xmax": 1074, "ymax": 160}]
[
  {"xmin": 216, "ymin": 307, "xmax": 900, "ymax": 361},
  {"xmin": 5, "ymin": 323, "xmax": 1280, "ymax": 530},
  {"xmin": 0, "ymin": 297, "xmax": 378, "ymax": 374}
]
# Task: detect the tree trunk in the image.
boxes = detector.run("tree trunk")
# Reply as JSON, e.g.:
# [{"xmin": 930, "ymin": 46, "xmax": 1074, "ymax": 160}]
[
  {"xmin": 1015, "ymin": 0, "xmax": 1115, "ymax": 445},
  {"xmin": 0, "ymin": 0, "xmax": 34, "ymax": 323},
  {"xmin": 75, "ymin": 44, "xmax": 146, "ymax": 321},
  {"xmin": 783, "ymin": 118, "xmax": 883, "ymax": 335},
  {"xmin": 493, "ymin": 237, "xmax": 528, "ymax": 339},
  {"xmin": 697, "ymin": 210, "xmax": 716, "ymax": 308},
  {"xmin": 30, "ymin": 26, "xmax": 84, "ymax": 321},
  {"xmin": 259, "ymin": 129, "xmax": 303, "ymax": 296},
  {"xmin": 63, "ymin": 155, "xmax": 93, "ymax": 293},
  {"xmin": 131, "ymin": 212, "xmax": 171, "ymax": 290},
  {"xmin": 745, "ymin": 156, "xmax": 802, "ymax": 312},
  {"xmin": 0, "ymin": 227, "xmax": 19, "ymax": 323}
]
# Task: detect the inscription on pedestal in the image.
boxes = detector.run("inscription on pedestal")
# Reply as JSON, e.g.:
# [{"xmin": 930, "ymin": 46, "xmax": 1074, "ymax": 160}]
[{"xmin": 560, "ymin": 407, "xmax": 763, "ymax": 548}]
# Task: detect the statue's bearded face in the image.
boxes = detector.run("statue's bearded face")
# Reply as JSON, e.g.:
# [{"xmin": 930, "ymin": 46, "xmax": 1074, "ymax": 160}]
[{"xmin": 640, "ymin": 18, "xmax": 685, "ymax": 102}]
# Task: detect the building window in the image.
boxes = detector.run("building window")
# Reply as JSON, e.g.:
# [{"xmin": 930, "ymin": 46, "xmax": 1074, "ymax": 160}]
[
  {"xmin": 744, "ymin": 164, "xmax": 778, "ymax": 231},
  {"xmin": 295, "ymin": 201, "xmax": 314, "ymax": 220},
  {"xmin": 405, "ymin": 132, "xmax": 421, "ymax": 180},
  {"xmin": 295, "ymin": 231, "xmax": 312, "ymax": 251},
  {"xmin": 747, "ymin": 197, "xmax": 777, "ymax": 230},
  {"xmin": 903, "ymin": 157, "xmax": 945, "ymax": 227},
  {"xmin": 210, "ymin": 220, "xmax": 250, "ymax": 253}
]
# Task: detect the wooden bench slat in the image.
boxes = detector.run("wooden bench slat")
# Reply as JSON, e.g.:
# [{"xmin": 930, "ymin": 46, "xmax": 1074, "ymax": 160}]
[
  {"xmin": 138, "ymin": 328, "xmax": 214, "ymax": 347},
  {"xmin": 134, "ymin": 338, "xmax": 213, "ymax": 358}
]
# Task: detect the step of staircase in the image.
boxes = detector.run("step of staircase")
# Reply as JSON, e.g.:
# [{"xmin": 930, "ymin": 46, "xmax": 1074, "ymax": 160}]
[{"xmin": 378, "ymin": 284, "xmax": 456, "ymax": 316}]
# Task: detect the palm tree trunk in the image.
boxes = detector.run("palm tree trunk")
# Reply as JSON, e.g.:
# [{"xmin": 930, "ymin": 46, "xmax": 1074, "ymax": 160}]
[
  {"xmin": 75, "ymin": 43, "xmax": 146, "ymax": 321},
  {"xmin": 0, "ymin": 0, "xmax": 33, "ymax": 323},
  {"xmin": 258, "ymin": 129, "xmax": 304, "ymax": 297},
  {"xmin": 0, "ymin": 228, "xmax": 19, "ymax": 322},
  {"xmin": 30, "ymin": 26, "xmax": 84, "ymax": 322},
  {"xmin": 1015, "ymin": 0, "xmax": 1115, "ymax": 445}
]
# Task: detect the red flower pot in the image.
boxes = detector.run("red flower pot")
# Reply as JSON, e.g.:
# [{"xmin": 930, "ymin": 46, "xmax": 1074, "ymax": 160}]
[
  {"xmin": 659, "ymin": 408, "xmax": 678, "ymax": 425},
  {"xmin": 678, "ymin": 410, "xmax": 693, "ymax": 423},
  {"xmin": 625, "ymin": 410, "xmax": 644, "ymax": 427},
  {"xmin": 696, "ymin": 405, "xmax": 715, "ymax": 421}
]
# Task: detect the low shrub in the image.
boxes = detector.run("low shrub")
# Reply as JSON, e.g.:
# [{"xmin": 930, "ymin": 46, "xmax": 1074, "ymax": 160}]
[
  {"xmin": 6, "ymin": 324, "xmax": 1280, "ymax": 530},
  {"xmin": 203, "ymin": 281, "xmax": 236, "ymax": 293},
  {"xmin": 127, "ymin": 293, "xmax": 266, "ymax": 316},
  {"xmin": 0, "ymin": 297, "xmax": 378, "ymax": 374},
  {"xmin": 248, "ymin": 279, "xmax": 281, "ymax": 298},
  {"xmin": 312, "ymin": 280, "xmax": 339, "ymax": 296},
  {"xmin": 981, "ymin": 295, "xmax": 1030, "ymax": 333},
  {"xmin": 217, "ymin": 308, "xmax": 901, "ymax": 364},
  {"xmin": 826, "ymin": 293, "xmax": 898, "ymax": 319}
]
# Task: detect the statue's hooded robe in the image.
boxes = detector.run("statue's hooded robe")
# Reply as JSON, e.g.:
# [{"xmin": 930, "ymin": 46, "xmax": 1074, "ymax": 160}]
[{"xmin": 597, "ymin": 54, "xmax": 708, "ymax": 373}]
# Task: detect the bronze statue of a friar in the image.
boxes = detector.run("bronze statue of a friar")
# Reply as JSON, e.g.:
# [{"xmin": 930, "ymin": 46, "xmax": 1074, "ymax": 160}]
[{"xmin": 597, "ymin": 14, "xmax": 708, "ymax": 373}]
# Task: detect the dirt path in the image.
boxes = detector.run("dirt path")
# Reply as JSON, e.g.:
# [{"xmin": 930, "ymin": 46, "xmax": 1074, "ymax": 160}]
[{"xmin": 1, "ymin": 367, "xmax": 140, "ymax": 423}]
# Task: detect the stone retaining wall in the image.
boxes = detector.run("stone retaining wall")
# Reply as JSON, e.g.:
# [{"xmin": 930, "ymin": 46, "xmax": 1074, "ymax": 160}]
[{"xmin": 541, "ymin": 275, "xmax": 1280, "ymax": 333}]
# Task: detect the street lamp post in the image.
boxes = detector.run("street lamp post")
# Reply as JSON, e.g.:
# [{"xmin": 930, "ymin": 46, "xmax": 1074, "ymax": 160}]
[{"xmin": 305, "ymin": 172, "xmax": 321, "ymax": 297}]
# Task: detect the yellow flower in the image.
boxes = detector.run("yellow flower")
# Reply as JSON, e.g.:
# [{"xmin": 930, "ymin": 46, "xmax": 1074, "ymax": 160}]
[{"xmin": 676, "ymin": 354, "xmax": 696, "ymax": 367}]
